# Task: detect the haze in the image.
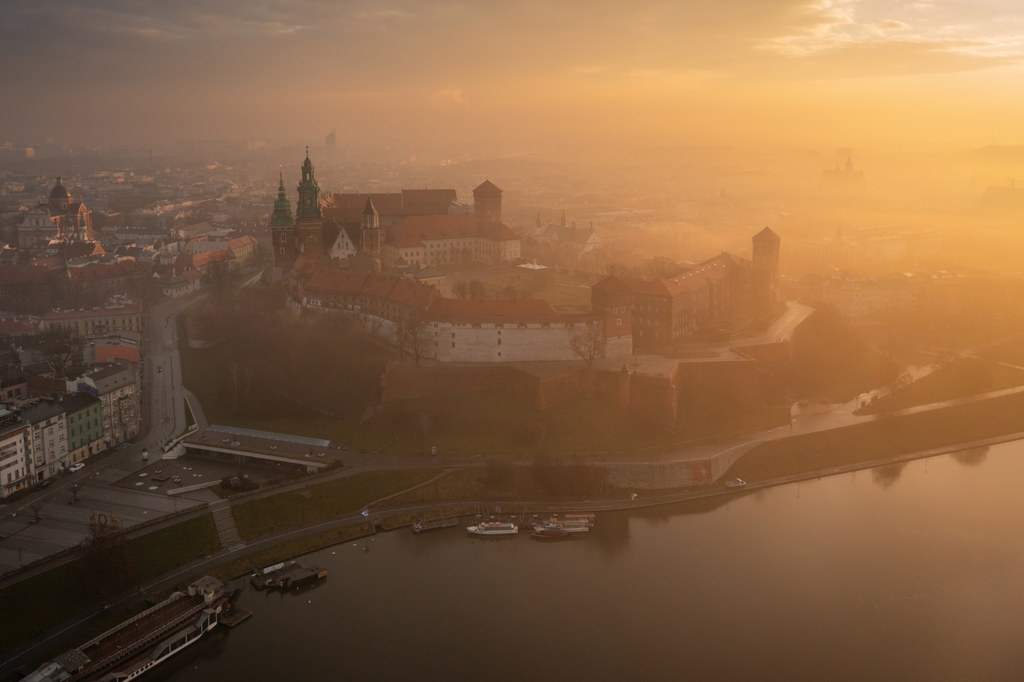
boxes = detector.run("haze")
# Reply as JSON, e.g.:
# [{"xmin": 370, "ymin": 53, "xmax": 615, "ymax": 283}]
[{"xmin": 3, "ymin": 0, "xmax": 1024, "ymax": 153}]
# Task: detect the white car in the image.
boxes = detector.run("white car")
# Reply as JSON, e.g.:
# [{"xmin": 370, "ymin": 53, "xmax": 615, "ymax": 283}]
[{"xmin": 69, "ymin": 462, "xmax": 85, "ymax": 473}]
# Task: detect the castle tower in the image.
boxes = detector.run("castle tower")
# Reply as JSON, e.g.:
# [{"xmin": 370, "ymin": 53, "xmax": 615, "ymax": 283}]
[
  {"xmin": 473, "ymin": 180, "xmax": 502, "ymax": 226},
  {"xmin": 752, "ymin": 226, "xmax": 781, "ymax": 310},
  {"xmin": 295, "ymin": 148, "xmax": 325, "ymax": 257},
  {"xmin": 270, "ymin": 172, "xmax": 296, "ymax": 266}
]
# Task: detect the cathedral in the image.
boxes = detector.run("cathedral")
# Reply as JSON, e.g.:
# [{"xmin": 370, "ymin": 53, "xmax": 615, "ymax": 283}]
[
  {"xmin": 269, "ymin": 150, "xmax": 520, "ymax": 272},
  {"xmin": 17, "ymin": 177, "xmax": 96, "ymax": 248}
]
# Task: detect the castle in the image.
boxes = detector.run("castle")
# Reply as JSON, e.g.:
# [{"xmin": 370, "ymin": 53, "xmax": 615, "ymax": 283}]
[
  {"xmin": 273, "ymin": 151, "xmax": 780, "ymax": 364},
  {"xmin": 270, "ymin": 150, "xmax": 520, "ymax": 271}
]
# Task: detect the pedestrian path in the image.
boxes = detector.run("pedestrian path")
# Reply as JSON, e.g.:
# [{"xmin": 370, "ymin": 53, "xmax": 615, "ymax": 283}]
[{"xmin": 210, "ymin": 502, "xmax": 244, "ymax": 550}]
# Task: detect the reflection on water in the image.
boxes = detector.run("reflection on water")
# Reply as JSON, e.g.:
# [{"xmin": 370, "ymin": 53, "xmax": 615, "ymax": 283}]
[
  {"xmin": 155, "ymin": 439, "xmax": 1024, "ymax": 682},
  {"xmin": 871, "ymin": 461, "xmax": 907, "ymax": 488},
  {"xmin": 951, "ymin": 444, "xmax": 989, "ymax": 466}
]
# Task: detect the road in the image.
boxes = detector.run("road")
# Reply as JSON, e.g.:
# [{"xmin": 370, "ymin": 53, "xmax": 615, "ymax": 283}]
[{"xmin": 0, "ymin": 294, "xmax": 206, "ymax": 575}]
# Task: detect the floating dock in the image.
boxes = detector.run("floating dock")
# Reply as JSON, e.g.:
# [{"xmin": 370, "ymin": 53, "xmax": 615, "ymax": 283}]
[
  {"xmin": 251, "ymin": 560, "xmax": 327, "ymax": 590},
  {"xmin": 412, "ymin": 514, "xmax": 459, "ymax": 533}
]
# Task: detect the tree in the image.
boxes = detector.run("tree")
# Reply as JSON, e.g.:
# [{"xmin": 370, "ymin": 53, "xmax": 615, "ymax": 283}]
[
  {"xmin": 568, "ymin": 321, "xmax": 606, "ymax": 369},
  {"xmin": 203, "ymin": 259, "xmax": 232, "ymax": 297},
  {"xmin": 37, "ymin": 328, "xmax": 81, "ymax": 378},
  {"xmin": 396, "ymin": 313, "xmax": 432, "ymax": 366}
]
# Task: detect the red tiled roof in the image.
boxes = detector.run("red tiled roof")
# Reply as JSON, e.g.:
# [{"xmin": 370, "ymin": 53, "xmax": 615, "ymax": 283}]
[
  {"xmin": 428, "ymin": 297, "xmax": 556, "ymax": 321},
  {"xmin": 592, "ymin": 275, "xmax": 633, "ymax": 296},
  {"xmin": 661, "ymin": 260, "xmax": 732, "ymax": 296},
  {"xmin": 386, "ymin": 213, "xmax": 483, "ymax": 248},
  {"xmin": 228, "ymin": 235, "xmax": 256, "ymax": 249},
  {"xmin": 473, "ymin": 180, "xmax": 501, "ymax": 196},
  {"xmin": 323, "ymin": 189, "xmax": 457, "ymax": 223},
  {"xmin": 96, "ymin": 344, "xmax": 141, "ymax": 364},
  {"xmin": 192, "ymin": 249, "xmax": 233, "ymax": 269},
  {"xmin": 301, "ymin": 265, "xmax": 435, "ymax": 309}
]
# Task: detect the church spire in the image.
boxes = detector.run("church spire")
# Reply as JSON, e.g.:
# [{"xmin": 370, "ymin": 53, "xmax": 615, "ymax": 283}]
[{"xmin": 296, "ymin": 147, "xmax": 321, "ymax": 221}]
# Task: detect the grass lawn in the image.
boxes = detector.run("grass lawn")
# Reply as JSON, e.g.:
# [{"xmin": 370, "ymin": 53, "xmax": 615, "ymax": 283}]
[
  {"xmin": 231, "ymin": 469, "xmax": 440, "ymax": 540},
  {"xmin": 863, "ymin": 358, "xmax": 1024, "ymax": 415},
  {"xmin": 730, "ymin": 390, "xmax": 1024, "ymax": 482},
  {"xmin": 0, "ymin": 514, "xmax": 219, "ymax": 654}
]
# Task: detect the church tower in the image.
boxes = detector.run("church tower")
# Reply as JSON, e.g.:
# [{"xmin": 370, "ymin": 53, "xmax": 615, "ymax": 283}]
[
  {"xmin": 295, "ymin": 148, "xmax": 325, "ymax": 257},
  {"xmin": 360, "ymin": 198, "xmax": 381, "ymax": 256},
  {"xmin": 752, "ymin": 226, "xmax": 781, "ymax": 310},
  {"xmin": 270, "ymin": 172, "xmax": 296, "ymax": 267}
]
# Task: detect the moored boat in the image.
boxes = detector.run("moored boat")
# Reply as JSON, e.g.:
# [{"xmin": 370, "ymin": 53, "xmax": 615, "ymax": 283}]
[
  {"xmin": 531, "ymin": 522, "xmax": 570, "ymax": 539},
  {"xmin": 466, "ymin": 520, "xmax": 519, "ymax": 536}
]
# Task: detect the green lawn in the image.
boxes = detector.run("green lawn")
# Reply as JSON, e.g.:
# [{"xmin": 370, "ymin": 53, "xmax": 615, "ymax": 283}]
[
  {"xmin": 231, "ymin": 469, "xmax": 440, "ymax": 540},
  {"xmin": 0, "ymin": 514, "xmax": 219, "ymax": 654},
  {"xmin": 863, "ymin": 358, "xmax": 1024, "ymax": 415},
  {"xmin": 730, "ymin": 390, "xmax": 1024, "ymax": 482}
]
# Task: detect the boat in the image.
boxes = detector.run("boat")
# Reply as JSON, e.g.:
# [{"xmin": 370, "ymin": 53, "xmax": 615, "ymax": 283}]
[
  {"xmin": 22, "ymin": 577, "xmax": 230, "ymax": 682},
  {"xmin": 466, "ymin": 520, "xmax": 519, "ymax": 536},
  {"xmin": 563, "ymin": 513, "xmax": 596, "ymax": 527},
  {"xmin": 725, "ymin": 477, "xmax": 747, "ymax": 488},
  {"xmin": 531, "ymin": 522, "xmax": 570, "ymax": 540},
  {"xmin": 544, "ymin": 514, "xmax": 592, "ymax": 533}
]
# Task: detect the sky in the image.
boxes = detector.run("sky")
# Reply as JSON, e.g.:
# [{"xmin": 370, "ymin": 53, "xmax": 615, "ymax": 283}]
[{"xmin": 2, "ymin": 0, "xmax": 1024, "ymax": 153}]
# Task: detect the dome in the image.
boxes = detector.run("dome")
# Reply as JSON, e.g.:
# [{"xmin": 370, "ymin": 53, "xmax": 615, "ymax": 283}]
[{"xmin": 49, "ymin": 176, "xmax": 71, "ymax": 202}]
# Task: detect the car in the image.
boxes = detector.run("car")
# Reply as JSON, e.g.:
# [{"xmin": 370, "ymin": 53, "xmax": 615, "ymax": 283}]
[{"xmin": 69, "ymin": 462, "xmax": 85, "ymax": 473}]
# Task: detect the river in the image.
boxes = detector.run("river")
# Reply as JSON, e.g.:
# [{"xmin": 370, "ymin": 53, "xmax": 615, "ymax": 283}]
[{"xmin": 152, "ymin": 440, "xmax": 1024, "ymax": 681}]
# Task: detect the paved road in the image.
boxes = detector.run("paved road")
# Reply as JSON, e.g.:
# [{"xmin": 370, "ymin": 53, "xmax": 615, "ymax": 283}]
[{"xmin": 0, "ymin": 294, "xmax": 206, "ymax": 575}]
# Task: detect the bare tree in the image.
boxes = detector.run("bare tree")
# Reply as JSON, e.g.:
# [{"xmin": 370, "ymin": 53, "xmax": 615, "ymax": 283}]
[
  {"xmin": 37, "ymin": 328, "xmax": 81, "ymax": 378},
  {"xmin": 567, "ymin": 321, "xmax": 606, "ymax": 369},
  {"xmin": 395, "ymin": 313, "xmax": 432, "ymax": 366},
  {"xmin": 405, "ymin": 315, "xmax": 433, "ymax": 367}
]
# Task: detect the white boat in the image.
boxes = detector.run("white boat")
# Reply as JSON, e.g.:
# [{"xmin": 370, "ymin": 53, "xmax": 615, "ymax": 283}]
[
  {"xmin": 104, "ymin": 606, "xmax": 222, "ymax": 681},
  {"xmin": 725, "ymin": 477, "xmax": 747, "ymax": 488},
  {"xmin": 466, "ymin": 521, "xmax": 519, "ymax": 536}
]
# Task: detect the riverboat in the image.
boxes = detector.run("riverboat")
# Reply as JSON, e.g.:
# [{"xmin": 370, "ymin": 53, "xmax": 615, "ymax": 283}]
[
  {"xmin": 466, "ymin": 521, "xmax": 519, "ymax": 536},
  {"xmin": 544, "ymin": 514, "xmax": 592, "ymax": 533},
  {"xmin": 725, "ymin": 478, "xmax": 747, "ymax": 488},
  {"xmin": 531, "ymin": 522, "xmax": 570, "ymax": 540},
  {"xmin": 22, "ymin": 577, "xmax": 230, "ymax": 682}
]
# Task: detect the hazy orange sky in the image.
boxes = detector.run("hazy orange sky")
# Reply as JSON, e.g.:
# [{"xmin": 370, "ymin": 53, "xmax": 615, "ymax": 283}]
[{"xmin": 2, "ymin": 0, "xmax": 1023, "ymax": 152}]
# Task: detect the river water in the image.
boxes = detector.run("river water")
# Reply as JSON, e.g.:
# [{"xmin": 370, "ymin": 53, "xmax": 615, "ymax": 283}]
[{"xmin": 153, "ymin": 440, "xmax": 1024, "ymax": 681}]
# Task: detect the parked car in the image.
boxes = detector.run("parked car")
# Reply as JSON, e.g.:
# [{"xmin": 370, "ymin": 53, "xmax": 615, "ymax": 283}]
[{"xmin": 69, "ymin": 462, "xmax": 85, "ymax": 472}]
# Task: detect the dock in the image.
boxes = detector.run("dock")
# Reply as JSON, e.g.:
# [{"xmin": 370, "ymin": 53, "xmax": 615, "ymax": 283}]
[
  {"xmin": 412, "ymin": 514, "xmax": 459, "ymax": 533},
  {"xmin": 251, "ymin": 560, "xmax": 327, "ymax": 590},
  {"xmin": 220, "ymin": 607, "xmax": 253, "ymax": 628}
]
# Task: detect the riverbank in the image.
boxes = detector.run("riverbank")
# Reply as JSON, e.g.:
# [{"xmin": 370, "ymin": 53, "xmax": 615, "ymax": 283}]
[{"xmin": 6, "ymin": 387, "xmax": 1024, "ymax": 678}]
